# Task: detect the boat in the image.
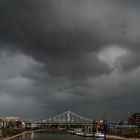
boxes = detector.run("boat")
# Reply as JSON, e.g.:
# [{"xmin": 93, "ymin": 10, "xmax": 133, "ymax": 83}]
[
  {"xmin": 94, "ymin": 131, "xmax": 105, "ymax": 138},
  {"xmin": 67, "ymin": 130, "xmax": 76, "ymax": 134},
  {"xmin": 84, "ymin": 133, "xmax": 93, "ymax": 137},
  {"xmin": 75, "ymin": 132, "xmax": 84, "ymax": 136},
  {"xmin": 75, "ymin": 128, "xmax": 84, "ymax": 136}
]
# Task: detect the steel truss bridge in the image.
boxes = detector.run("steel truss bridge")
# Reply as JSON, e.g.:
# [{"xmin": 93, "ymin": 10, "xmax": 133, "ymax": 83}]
[{"xmin": 37, "ymin": 111, "xmax": 94, "ymax": 129}]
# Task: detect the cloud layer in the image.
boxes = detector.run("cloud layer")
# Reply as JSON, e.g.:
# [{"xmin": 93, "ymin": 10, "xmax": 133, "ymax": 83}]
[{"xmin": 0, "ymin": 0, "xmax": 140, "ymax": 121}]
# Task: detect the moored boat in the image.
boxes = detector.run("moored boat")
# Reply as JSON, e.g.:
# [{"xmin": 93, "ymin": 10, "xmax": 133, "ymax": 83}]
[
  {"xmin": 75, "ymin": 132, "xmax": 84, "ymax": 136},
  {"xmin": 84, "ymin": 133, "xmax": 93, "ymax": 137},
  {"xmin": 94, "ymin": 131, "xmax": 105, "ymax": 138}
]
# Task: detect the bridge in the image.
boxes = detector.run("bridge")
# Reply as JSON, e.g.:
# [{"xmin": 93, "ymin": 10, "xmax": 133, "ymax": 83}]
[
  {"xmin": 37, "ymin": 111, "xmax": 94, "ymax": 129},
  {"xmin": 43, "ymin": 111, "xmax": 93, "ymax": 124}
]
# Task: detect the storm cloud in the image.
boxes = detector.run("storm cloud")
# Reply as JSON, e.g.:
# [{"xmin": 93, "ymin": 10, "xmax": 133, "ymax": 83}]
[{"xmin": 0, "ymin": 0, "xmax": 140, "ymax": 121}]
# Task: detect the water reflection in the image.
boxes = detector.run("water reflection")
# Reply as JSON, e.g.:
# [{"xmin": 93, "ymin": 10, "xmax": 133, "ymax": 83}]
[
  {"xmin": 30, "ymin": 133, "xmax": 34, "ymax": 139},
  {"xmin": 14, "ymin": 132, "xmax": 108, "ymax": 140}
]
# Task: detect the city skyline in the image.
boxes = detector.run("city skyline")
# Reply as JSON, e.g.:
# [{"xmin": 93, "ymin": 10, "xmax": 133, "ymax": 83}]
[{"xmin": 0, "ymin": 0, "xmax": 140, "ymax": 121}]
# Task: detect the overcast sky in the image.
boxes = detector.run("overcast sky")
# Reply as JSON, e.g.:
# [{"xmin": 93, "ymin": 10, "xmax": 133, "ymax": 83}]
[{"xmin": 0, "ymin": 0, "xmax": 140, "ymax": 121}]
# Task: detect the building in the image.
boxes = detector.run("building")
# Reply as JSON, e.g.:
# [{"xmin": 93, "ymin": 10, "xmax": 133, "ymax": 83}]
[
  {"xmin": 0, "ymin": 116, "xmax": 22, "ymax": 128},
  {"xmin": 128, "ymin": 113, "xmax": 140, "ymax": 126},
  {"xmin": 106, "ymin": 122, "xmax": 119, "ymax": 130}
]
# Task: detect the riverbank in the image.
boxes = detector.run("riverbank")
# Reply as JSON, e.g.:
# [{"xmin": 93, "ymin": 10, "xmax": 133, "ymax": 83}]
[
  {"xmin": 0, "ymin": 130, "xmax": 35, "ymax": 140},
  {"xmin": 106, "ymin": 134, "xmax": 140, "ymax": 140},
  {"xmin": 0, "ymin": 129, "xmax": 58, "ymax": 140}
]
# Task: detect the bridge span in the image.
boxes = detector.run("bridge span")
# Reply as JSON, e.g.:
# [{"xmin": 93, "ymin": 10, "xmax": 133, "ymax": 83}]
[{"xmin": 37, "ymin": 111, "xmax": 95, "ymax": 129}]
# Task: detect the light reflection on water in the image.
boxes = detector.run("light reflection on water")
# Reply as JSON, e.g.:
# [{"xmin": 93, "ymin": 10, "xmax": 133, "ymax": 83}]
[{"xmin": 13, "ymin": 132, "xmax": 114, "ymax": 140}]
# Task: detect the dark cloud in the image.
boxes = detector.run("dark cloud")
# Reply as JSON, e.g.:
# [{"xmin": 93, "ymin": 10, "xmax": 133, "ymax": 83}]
[{"xmin": 0, "ymin": 0, "xmax": 140, "ymax": 121}]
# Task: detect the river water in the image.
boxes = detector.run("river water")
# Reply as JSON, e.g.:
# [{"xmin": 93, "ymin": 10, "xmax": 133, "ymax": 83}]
[{"xmin": 13, "ymin": 132, "xmax": 114, "ymax": 140}]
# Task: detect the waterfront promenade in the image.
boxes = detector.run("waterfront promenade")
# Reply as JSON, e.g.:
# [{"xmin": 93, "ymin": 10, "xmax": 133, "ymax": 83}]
[
  {"xmin": 106, "ymin": 134, "xmax": 140, "ymax": 140},
  {"xmin": 0, "ymin": 131, "xmax": 34, "ymax": 140}
]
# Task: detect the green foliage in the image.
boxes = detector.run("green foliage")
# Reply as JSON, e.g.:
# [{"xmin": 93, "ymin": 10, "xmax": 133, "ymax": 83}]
[
  {"xmin": 1, "ymin": 128, "xmax": 23, "ymax": 137},
  {"xmin": 119, "ymin": 121, "xmax": 123, "ymax": 125}
]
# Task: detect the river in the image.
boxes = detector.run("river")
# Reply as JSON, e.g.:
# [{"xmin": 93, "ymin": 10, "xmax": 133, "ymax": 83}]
[{"xmin": 12, "ymin": 131, "xmax": 120, "ymax": 140}]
